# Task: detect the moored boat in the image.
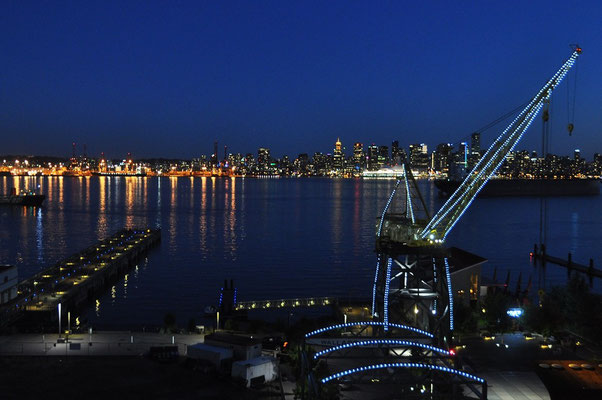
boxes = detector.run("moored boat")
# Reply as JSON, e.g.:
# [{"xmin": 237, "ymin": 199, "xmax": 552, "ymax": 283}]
[{"xmin": 0, "ymin": 188, "xmax": 45, "ymax": 206}]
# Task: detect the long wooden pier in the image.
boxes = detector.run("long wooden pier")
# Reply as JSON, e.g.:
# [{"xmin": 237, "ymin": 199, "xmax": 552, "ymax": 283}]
[
  {"xmin": 533, "ymin": 244, "xmax": 601, "ymax": 280},
  {"xmin": 0, "ymin": 228, "xmax": 160, "ymax": 329}
]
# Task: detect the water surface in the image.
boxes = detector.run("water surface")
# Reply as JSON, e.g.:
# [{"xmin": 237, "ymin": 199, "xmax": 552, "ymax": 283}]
[{"xmin": 1, "ymin": 176, "xmax": 600, "ymax": 328}]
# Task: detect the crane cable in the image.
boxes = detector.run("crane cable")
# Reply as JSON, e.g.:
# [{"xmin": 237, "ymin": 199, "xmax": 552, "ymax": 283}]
[
  {"xmin": 451, "ymin": 99, "xmax": 531, "ymax": 146},
  {"xmin": 473, "ymin": 100, "xmax": 531, "ymax": 136},
  {"xmin": 567, "ymin": 56, "xmax": 579, "ymax": 136}
]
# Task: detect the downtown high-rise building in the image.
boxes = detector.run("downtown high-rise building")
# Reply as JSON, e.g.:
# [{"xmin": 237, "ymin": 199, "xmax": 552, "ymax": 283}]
[
  {"xmin": 353, "ymin": 142, "xmax": 364, "ymax": 170},
  {"xmin": 409, "ymin": 143, "xmax": 429, "ymax": 174},
  {"xmin": 469, "ymin": 132, "xmax": 481, "ymax": 168},
  {"xmin": 312, "ymin": 152, "xmax": 328, "ymax": 175},
  {"xmin": 367, "ymin": 145, "xmax": 379, "ymax": 171},
  {"xmin": 470, "ymin": 133, "xmax": 481, "ymax": 156},
  {"xmin": 378, "ymin": 146, "xmax": 389, "ymax": 169},
  {"xmin": 391, "ymin": 140, "xmax": 401, "ymax": 166},
  {"xmin": 294, "ymin": 153, "xmax": 309, "ymax": 175},
  {"xmin": 258, "ymin": 147, "xmax": 271, "ymax": 173},
  {"xmin": 333, "ymin": 138, "xmax": 344, "ymax": 172},
  {"xmin": 391, "ymin": 141, "xmax": 407, "ymax": 166},
  {"xmin": 434, "ymin": 143, "xmax": 453, "ymax": 173}
]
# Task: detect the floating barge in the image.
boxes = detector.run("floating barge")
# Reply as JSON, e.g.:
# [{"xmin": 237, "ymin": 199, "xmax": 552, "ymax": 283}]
[
  {"xmin": 0, "ymin": 228, "xmax": 160, "ymax": 329},
  {"xmin": 436, "ymin": 178, "xmax": 600, "ymax": 197}
]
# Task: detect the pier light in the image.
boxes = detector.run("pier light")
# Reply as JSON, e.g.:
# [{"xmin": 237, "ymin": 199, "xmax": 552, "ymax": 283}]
[
  {"xmin": 506, "ymin": 308, "xmax": 523, "ymax": 318},
  {"xmin": 58, "ymin": 303, "xmax": 62, "ymax": 337}
]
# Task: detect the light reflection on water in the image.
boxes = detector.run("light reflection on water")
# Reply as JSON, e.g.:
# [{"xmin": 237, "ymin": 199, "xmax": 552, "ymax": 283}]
[{"xmin": 0, "ymin": 176, "xmax": 600, "ymax": 328}]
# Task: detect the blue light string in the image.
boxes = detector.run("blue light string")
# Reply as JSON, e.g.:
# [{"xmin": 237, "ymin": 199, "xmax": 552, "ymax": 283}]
[
  {"xmin": 402, "ymin": 165, "xmax": 415, "ymax": 223},
  {"xmin": 432, "ymin": 257, "xmax": 437, "ymax": 315},
  {"xmin": 305, "ymin": 321, "xmax": 433, "ymax": 338},
  {"xmin": 429, "ymin": 99, "xmax": 549, "ymax": 239},
  {"xmin": 321, "ymin": 362, "xmax": 485, "ymax": 384},
  {"xmin": 440, "ymin": 102, "xmax": 544, "ymax": 240},
  {"xmin": 433, "ymin": 54, "xmax": 578, "ymax": 235},
  {"xmin": 314, "ymin": 339, "xmax": 450, "ymax": 359},
  {"xmin": 383, "ymin": 257, "xmax": 392, "ymax": 331},
  {"xmin": 444, "ymin": 257, "xmax": 453, "ymax": 331},
  {"xmin": 422, "ymin": 51, "xmax": 579, "ymax": 240},
  {"xmin": 371, "ymin": 256, "xmax": 381, "ymax": 317},
  {"xmin": 377, "ymin": 180, "xmax": 401, "ymax": 237}
]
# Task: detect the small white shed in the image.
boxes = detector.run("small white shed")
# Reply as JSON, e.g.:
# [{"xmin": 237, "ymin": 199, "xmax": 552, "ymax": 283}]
[{"xmin": 231, "ymin": 356, "xmax": 277, "ymax": 387}]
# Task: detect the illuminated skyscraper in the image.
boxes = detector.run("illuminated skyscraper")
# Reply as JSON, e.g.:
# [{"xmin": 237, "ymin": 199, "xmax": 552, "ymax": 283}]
[
  {"xmin": 409, "ymin": 143, "xmax": 429, "ymax": 173},
  {"xmin": 434, "ymin": 143, "xmax": 453, "ymax": 173},
  {"xmin": 378, "ymin": 146, "xmax": 389, "ymax": 168},
  {"xmin": 468, "ymin": 132, "xmax": 481, "ymax": 168},
  {"xmin": 353, "ymin": 143, "xmax": 364, "ymax": 170},
  {"xmin": 391, "ymin": 140, "xmax": 401, "ymax": 165},
  {"xmin": 367, "ymin": 145, "xmax": 379, "ymax": 171},
  {"xmin": 333, "ymin": 138, "xmax": 343, "ymax": 171},
  {"xmin": 258, "ymin": 147, "xmax": 270, "ymax": 172},
  {"xmin": 470, "ymin": 133, "xmax": 481, "ymax": 156}
]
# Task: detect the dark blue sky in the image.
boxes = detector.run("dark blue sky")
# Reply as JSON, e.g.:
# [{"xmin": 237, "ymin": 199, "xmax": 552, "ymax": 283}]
[{"xmin": 1, "ymin": 1, "xmax": 601, "ymax": 159}]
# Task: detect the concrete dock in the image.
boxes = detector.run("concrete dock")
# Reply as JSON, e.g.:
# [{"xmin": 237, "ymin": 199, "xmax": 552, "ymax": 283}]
[
  {"xmin": 0, "ymin": 331, "xmax": 201, "ymax": 357},
  {"xmin": 0, "ymin": 228, "xmax": 160, "ymax": 329}
]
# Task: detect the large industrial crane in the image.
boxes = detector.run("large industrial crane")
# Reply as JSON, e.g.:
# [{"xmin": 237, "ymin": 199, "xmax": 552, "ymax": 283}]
[
  {"xmin": 423, "ymin": 47, "xmax": 581, "ymax": 242},
  {"xmin": 304, "ymin": 48, "xmax": 582, "ymax": 400},
  {"xmin": 373, "ymin": 46, "xmax": 582, "ymax": 342},
  {"xmin": 379, "ymin": 46, "xmax": 582, "ymax": 249}
]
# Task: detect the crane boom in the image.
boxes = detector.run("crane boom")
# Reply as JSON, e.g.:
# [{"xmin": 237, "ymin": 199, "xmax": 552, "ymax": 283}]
[{"xmin": 421, "ymin": 48, "xmax": 581, "ymax": 241}]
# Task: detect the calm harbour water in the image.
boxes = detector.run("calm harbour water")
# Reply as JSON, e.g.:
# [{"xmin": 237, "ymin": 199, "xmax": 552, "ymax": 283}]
[{"xmin": 1, "ymin": 176, "xmax": 601, "ymax": 329}]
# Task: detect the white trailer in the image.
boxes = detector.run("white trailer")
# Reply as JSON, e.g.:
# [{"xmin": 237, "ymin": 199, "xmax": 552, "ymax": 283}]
[{"xmin": 231, "ymin": 356, "xmax": 277, "ymax": 387}]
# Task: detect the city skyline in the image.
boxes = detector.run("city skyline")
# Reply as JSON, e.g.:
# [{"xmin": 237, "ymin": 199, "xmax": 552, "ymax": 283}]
[
  {"xmin": 2, "ymin": 135, "xmax": 601, "ymax": 162},
  {"xmin": 2, "ymin": 2, "xmax": 602, "ymax": 158},
  {"xmin": 3, "ymin": 135, "xmax": 601, "ymax": 180}
]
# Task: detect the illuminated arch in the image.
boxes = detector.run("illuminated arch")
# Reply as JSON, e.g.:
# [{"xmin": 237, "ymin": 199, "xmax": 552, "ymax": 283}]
[
  {"xmin": 314, "ymin": 339, "xmax": 450, "ymax": 359},
  {"xmin": 305, "ymin": 322, "xmax": 433, "ymax": 338},
  {"xmin": 322, "ymin": 362, "xmax": 485, "ymax": 384}
]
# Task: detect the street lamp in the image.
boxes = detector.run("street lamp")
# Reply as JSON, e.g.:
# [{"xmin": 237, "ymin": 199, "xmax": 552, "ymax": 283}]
[{"xmin": 58, "ymin": 303, "xmax": 61, "ymax": 338}]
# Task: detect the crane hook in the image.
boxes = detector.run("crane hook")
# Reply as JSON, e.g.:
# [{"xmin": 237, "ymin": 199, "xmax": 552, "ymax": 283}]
[{"xmin": 567, "ymin": 123, "xmax": 574, "ymax": 136}]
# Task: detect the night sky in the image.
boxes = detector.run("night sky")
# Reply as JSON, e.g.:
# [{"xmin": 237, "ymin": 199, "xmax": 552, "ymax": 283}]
[{"xmin": 1, "ymin": 1, "xmax": 601, "ymax": 159}]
